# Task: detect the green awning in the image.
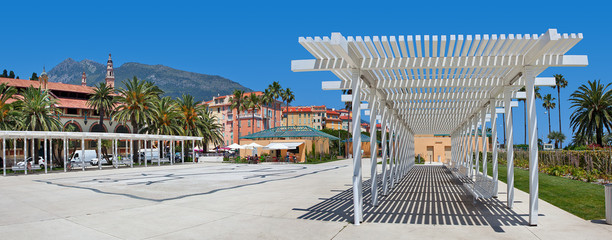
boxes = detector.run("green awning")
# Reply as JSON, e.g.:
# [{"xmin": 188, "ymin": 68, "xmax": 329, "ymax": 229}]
[{"xmin": 239, "ymin": 126, "xmax": 340, "ymax": 140}]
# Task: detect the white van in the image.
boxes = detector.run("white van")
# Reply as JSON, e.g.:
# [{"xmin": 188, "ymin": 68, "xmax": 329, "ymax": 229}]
[
  {"xmin": 70, "ymin": 150, "xmax": 98, "ymax": 165},
  {"xmin": 139, "ymin": 149, "xmax": 160, "ymax": 162}
]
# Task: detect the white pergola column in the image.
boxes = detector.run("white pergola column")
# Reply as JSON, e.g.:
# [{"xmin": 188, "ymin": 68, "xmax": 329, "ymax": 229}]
[
  {"xmin": 181, "ymin": 140, "xmax": 185, "ymax": 164},
  {"xmin": 381, "ymin": 113, "xmax": 392, "ymax": 196},
  {"xmin": 144, "ymin": 140, "xmax": 148, "ymax": 167},
  {"xmin": 505, "ymin": 88, "xmax": 515, "ymax": 209},
  {"xmin": 130, "ymin": 139, "xmax": 134, "ymax": 168},
  {"xmin": 389, "ymin": 121, "xmax": 398, "ymax": 189},
  {"xmin": 24, "ymin": 137, "xmax": 27, "ymax": 175},
  {"xmin": 490, "ymin": 99, "xmax": 500, "ymax": 196},
  {"xmin": 81, "ymin": 138, "xmax": 85, "ymax": 171},
  {"xmin": 474, "ymin": 112, "xmax": 483, "ymax": 179},
  {"xmin": 467, "ymin": 118, "xmax": 476, "ymax": 177},
  {"xmin": 63, "ymin": 138, "xmax": 67, "ymax": 172},
  {"xmin": 44, "ymin": 137, "xmax": 48, "ymax": 174},
  {"xmin": 369, "ymin": 98, "xmax": 382, "ymax": 206},
  {"xmin": 2, "ymin": 137, "xmax": 5, "ymax": 176},
  {"xmin": 479, "ymin": 108, "xmax": 488, "ymax": 179},
  {"xmin": 350, "ymin": 68, "xmax": 363, "ymax": 224},
  {"xmin": 50, "ymin": 138, "xmax": 53, "ymax": 172},
  {"xmin": 385, "ymin": 118, "xmax": 396, "ymax": 194},
  {"xmin": 158, "ymin": 140, "xmax": 161, "ymax": 166},
  {"xmin": 525, "ymin": 67, "xmax": 539, "ymax": 226},
  {"xmin": 97, "ymin": 138, "xmax": 102, "ymax": 170}
]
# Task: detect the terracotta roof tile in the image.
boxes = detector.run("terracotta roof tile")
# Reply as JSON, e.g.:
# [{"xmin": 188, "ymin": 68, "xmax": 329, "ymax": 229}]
[{"xmin": 0, "ymin": 77, "xmax": 95, "ymax": 94}]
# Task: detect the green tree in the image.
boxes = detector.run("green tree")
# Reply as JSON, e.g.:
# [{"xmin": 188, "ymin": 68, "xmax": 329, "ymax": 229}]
[
  {"xmin": 1, "ymin": 69, "xmax": 7, "ymax": 78},
  {"xmin": 266, "ymin": 81, "xmax": 283, "ymax": 128},
  {"xmin": 569, "ymin": 80, "xmax": 612, "ymax": 146},
  {"xmin": 260, "ymin": 89, "xmax": 273, "ymax": 129},
  {"xmin": 0, "ymin": 83, "xmax": 20, "ymax": 130},
  {"xmin": 552, "ymin": 74, "xmax": 568, "ymax": 147},
  {"xmin": 8, "ymin": 71, "xmax": 15, "ymax": 79},
  {"xmin": 144, "ymin": 96, "xmax": 181, "ymax": 135},
  {"xmin": 542, "ymin": 93, "xmax": 556, "ymax": 141},
  {"xmin": 281, "ymin": 88, "xmax": 295, "ymax": 127},
  {"xmin": 87, "ymin": 82, "xmax": 116, "ymax": 127},
  {"xmin": 30, "ymin": 72, "xmax": 38, "ymax": 80},
  {"xmin": 547, "ymin": 131, "xmax": 566, "ymax": 149},
  {"xmin": 17, "ymin": 87, "xmax": 62, "ymax": 160},
  {"xmin": 177, "ymin": 94, "xmax": 222, "ymax": 152},
  {"xmin": 228, "ymin": 90, "xmax": 246, "ymax": 144},
  {"xmin": 245, "ymin": 93, "xmax": 261, "ymax": 134},
  {"xmin": 18, "ymin": 87, "xmax": 62, "ymax": 131}
]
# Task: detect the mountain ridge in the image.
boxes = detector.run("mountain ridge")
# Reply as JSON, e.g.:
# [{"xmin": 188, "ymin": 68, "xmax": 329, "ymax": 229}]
[{"xmin": 47, "ymin": 58, "xmax": 252, "ymax": 101}]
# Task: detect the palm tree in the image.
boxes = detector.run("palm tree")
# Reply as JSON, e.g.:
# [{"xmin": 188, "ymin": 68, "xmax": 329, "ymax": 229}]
[
  {"xmin": 245, "ymin": 93, "xmax": 261, "ymax": 134},
  {"xmin": 569, "ymin": 80, "xmax": 612, "ymax": 146},
  {"xmin": 281, "ymin": 88, "xmax": 295, "ymax": 127},
  {"xmin": 114, "ymin": 77, "xmax": 161, "ymax": 161},
  {"xmin": 18, "ymin": 87, "xmax": 62, "ymax": 161},
  {"xmin": 542, "ymin": 94, "xmax": 556, "ymax": 141},
  {"xmin": 547, "ymin": 131, "xmax": 566, "ymax": 149},
  {"xmin": 519, "ymin": 86, "xmax": 541, "ymax": 144},
  {"xmin": 18, "ymin": 87, "xmax": 62, "ymax": 131},
  {"xmin": 87, "ymin": 82, "xmax": 116, "ymax": 127},
  {"xmin": 267, "ymin": 81, "xmax": 282, "ymax": 128},
  {"xmin": 0, "ymin": 83, "xmax": 20, "ymax": 130},
  {"xmin": 113, "ymin": 77, "xmax": 161, "ymax": 135},
  {"xmin": 552, "ymin": 74, "xmax": 568, "ymax": 147},
  {"xmin": 228, "ymin": 90, "xmax": 246, "ymax": 144},
  {"xmin": 145, "ymin": 96, "xmax": 181, "ymax": 135},
  {"xmin": 176, "ymin": 94, "xmax": 222, "ymax": 152},
  {"xmin": 260, "ymin": 89, "xmax": 273, "ymax": 129}
]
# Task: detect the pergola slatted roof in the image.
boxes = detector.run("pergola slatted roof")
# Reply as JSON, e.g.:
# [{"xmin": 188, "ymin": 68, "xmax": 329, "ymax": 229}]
[
  {"xmin": 291, "ymin": 29, "xmax": 587, "ymax": 226},
  {"xmin": 292, "ymin": 29, "xmax": 587, "ymax": 135}
]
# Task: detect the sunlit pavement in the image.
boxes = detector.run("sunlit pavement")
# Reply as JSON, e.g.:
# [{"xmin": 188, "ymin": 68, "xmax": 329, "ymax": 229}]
[{"xmin": 0, "ymin": 159, "xmax": 610, "ymax": 239}]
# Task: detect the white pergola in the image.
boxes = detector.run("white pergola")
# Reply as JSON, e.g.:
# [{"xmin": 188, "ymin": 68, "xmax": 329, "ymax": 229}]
[
  {"xmin": 291, "ymin": 29, "xmax": 587, "ymax": 226},
  {"xmin": 1, "ymin": 131, "xmax": 202, "ymax": 175}
]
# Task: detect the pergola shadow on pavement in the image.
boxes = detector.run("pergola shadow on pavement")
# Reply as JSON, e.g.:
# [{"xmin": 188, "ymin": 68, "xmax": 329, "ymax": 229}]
[{"xmin": 295, "ymin": 165, "xmax": 527, "ymax": 229}]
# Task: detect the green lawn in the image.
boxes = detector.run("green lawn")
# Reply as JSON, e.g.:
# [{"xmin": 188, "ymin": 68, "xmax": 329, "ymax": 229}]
[{"xmin": 487, "ymin": 163, "xmax": 606, "ymax": 220}]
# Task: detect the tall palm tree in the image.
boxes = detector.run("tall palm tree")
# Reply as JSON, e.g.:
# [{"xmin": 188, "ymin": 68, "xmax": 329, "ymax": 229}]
[
  {"xmin": 569, "ymin": 80, "xmax": 612, "ymax": 146},
  {"xmin": 281, "ymin": 88, "xmax": 295, "ymax": 127},
  {"xmin": 18, "ymin": 87, "xmax": 62, "ymax": 131},
  {"xmin": 552, "ymin": 74, "xmax": 568, "ymax": 147},
  {"xmin": 245, "ymin": 93, "xmax": 261, "ymax": 134},
  {"xmin": 260, "ymin": 90, "xmax": 273, "ymax": 129},
  {"xmin": 176, "ymin": 94, "xmax": 222, "ymax": 152},
  {"xmin": 542, "ymin": 94, "xmax": 556, "ymax": 141},
  {"xmin": 0, "ymin": 83, "xmax": 20, "ymax": 130},
  {"xmin": 519, "ymin": 86, "xmax": 541, "ymax": 144},
  {"xmin": 267, "ymin": 81, "xmax": 282, "ymax": 128},
  {"xmin": 176, "ymin": 94, "xmax": 205, "ymax": 137},
  {"xmin": 114, "ymin": 77, "xmax": 161, "ymax": 161},
  {"xmin": 87, "ymin": 82, "xmax": 116, "ymax": 127},
  {"xmin": 18, "ymin": 87, "xmax": 62, "ymax": 161},
  {"xmin": 113, "ymin": 76, "xmax": 161, "ymax": 135},
  {"xmin": 145, "ymin": 96, "xmax": 181, "ymax": 135},
  {"xmin": 228, "ymin": 90, "xmax": 246, "ymax": 144}
]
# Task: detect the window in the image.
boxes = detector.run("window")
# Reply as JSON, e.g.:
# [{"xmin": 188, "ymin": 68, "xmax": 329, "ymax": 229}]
[
  {"xmin": 248, "ymin": 121, "xmax": 251, "ymax": 127},
  {"xmin": 217, "ymin": 108, "xmax": 220, "ymax": 113},
  {"xmin": 66, "ymin": 108, "xmax": 78, "ymax": 115}
]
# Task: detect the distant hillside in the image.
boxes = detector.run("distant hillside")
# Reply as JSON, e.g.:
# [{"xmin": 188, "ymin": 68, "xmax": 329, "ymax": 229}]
[{"xmin": 48, "ymin": 58, "xmax": 252, "ymax": 101}]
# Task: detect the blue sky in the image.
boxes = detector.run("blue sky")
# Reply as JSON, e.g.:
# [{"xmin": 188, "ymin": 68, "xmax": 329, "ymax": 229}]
[{"xmin": 1, "ymin": 0, "xmax": 609, "ymax": 145}]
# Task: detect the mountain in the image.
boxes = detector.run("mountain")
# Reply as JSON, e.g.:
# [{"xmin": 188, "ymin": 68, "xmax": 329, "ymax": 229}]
[{"xmin": 47, "ymin": 58, "xmax": 252, "ymax": 101}]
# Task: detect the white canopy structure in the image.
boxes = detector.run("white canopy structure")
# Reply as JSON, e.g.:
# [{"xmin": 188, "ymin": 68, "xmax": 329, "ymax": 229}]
[
  {"xmin": 291, "ymin": 29, "xmax": 587, "ymax": 226},
  {"xmin": 1, "ymin": 131, "xmax": 202, "ymax": 175},
  {"xmin": 227, "ymin": 143, "xmax": 243, "ymax": 149}
]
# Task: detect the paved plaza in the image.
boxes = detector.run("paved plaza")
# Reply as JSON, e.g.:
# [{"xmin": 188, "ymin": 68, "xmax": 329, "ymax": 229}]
[{"xmin": 0, "ymin": 159, "xmax": 610, "ymax": 239}]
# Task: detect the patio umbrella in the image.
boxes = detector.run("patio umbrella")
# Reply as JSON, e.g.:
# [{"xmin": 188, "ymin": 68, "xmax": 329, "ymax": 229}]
[
  {"xmin": 227, "ymin": 143, "xmax": 243, "ymax": 149},
  {"xmin": 264, "ymin": 143, "xmax": 289, "ymax": 150},
  {"xmin": 242, "ymin": 142, "xmax": 263, "ymax": 149}
]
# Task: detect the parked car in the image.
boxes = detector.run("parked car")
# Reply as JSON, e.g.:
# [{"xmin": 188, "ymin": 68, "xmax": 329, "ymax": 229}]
[
  {"xmin": 15, "ymin": 156, "xmax": 47, "ymax": 169},
  {"xmin": 70, "ymin": 150, "xmax": 98, "ymax": 165}
]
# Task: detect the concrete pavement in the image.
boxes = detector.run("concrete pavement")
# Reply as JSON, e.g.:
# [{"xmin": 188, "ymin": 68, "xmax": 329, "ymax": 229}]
[{"xmin": 0, "ymin": 159, "xmax": 610, "ymax": 239}]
